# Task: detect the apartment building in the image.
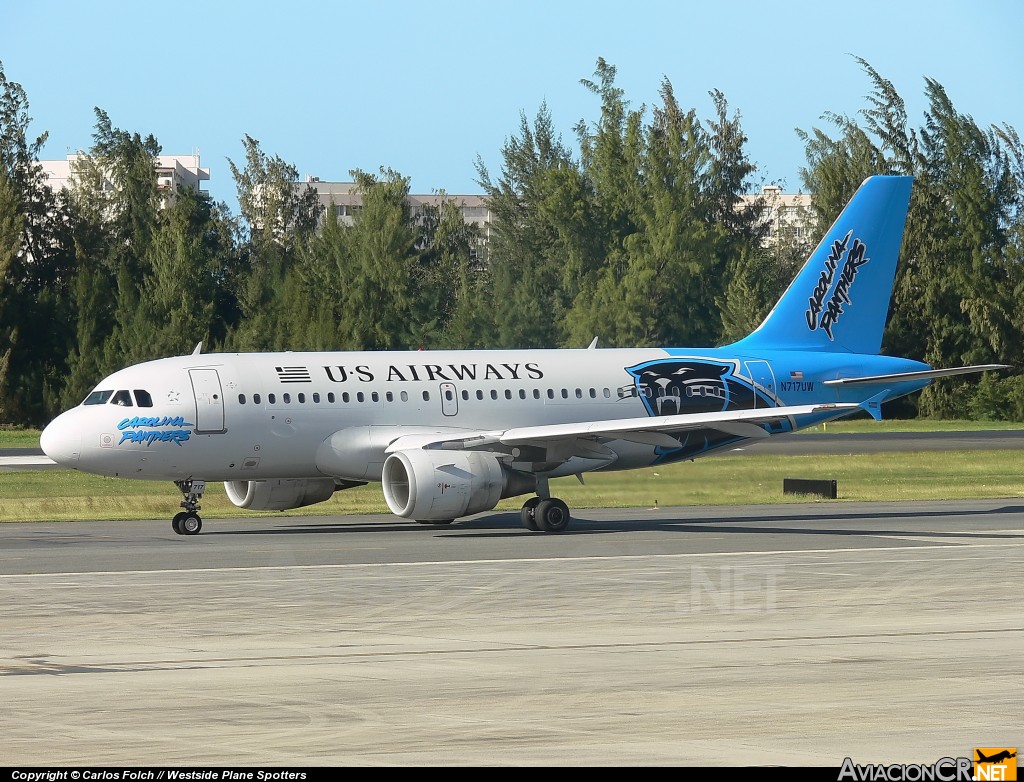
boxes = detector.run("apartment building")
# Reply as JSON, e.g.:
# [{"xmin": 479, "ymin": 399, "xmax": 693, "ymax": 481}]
[
  {"xmin": 39, "ymin": 152, "xmax": 210, "ymax": 207},
  {"xmin": 299, "ymin": 177, "xmax": 492, "ymax": 259},
  {"xmin": 740, "ymin": 185, "xmax": 814, "ymax": 246},
  {"xmin": 300, "ymin": 178, "xmax": 809, "ymax": 254}
]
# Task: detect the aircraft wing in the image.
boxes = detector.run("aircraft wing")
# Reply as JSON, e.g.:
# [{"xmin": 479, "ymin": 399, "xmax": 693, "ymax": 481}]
[{"xmin": 385, "ymin": 402, "xmax": 860, "ymax": 455}]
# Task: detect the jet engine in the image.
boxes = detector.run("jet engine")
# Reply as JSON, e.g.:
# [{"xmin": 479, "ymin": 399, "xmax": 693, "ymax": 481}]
[
  {"xmin": 381, "ymin": 449, "xmax": 535, "ymax": 521},
  {"xmin": 224, "ymin": 478, "xmax": 338, "ymax": 511}
]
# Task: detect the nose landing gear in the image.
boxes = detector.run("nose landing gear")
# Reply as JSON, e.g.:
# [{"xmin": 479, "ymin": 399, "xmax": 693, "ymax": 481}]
[{"xmin": 172, "ymin": 479, "xmax": 206, "ymax": 536}]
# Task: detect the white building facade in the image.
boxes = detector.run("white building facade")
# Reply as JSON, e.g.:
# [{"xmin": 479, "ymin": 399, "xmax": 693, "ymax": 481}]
[{"xmin": 39, "ymin": 153, "xmax": 210, "ymax": 207}]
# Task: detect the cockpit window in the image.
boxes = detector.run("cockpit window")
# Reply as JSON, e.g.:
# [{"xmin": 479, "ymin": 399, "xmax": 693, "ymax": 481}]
[
  {"xmin": 134, "ymin": 390, "xmax": 153, "ymax": 408},
  {"xmin": 84, "ymin": 390, "xmax": 114, "ymax": 406},
  {"xmin": 111, "ymin": 390, "xmax": 133, "ymax": 407}
]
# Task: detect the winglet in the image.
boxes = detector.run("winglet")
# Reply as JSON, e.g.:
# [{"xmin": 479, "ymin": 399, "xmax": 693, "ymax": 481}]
[{"xmin": 859, "ymin": 391, "xmax": 888, "ymax": 421}]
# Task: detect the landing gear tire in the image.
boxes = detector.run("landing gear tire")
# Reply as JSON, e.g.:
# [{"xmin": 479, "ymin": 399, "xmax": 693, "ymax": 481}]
[
  {"xmin": 180, "ymin": 514, "xmax": 202, "ymax": 536},
  {"xmin": 173, "ymin": 479, "xmax": 206, "ymax": 536},
  {"xmin": 416, "ymin": 519, "xmax": 454, "ymax": 525},
  {"xmin": 535, "ymin": 498, "xmax": 570, "ymax": 533},
  {"xmin": 521, "ymin": 497, "xmax": 542, "ymax": 531}
]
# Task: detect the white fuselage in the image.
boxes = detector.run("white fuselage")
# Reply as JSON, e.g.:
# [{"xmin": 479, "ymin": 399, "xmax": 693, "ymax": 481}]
[{"xmin": 40, "ymin": 347, "xmax": 930, "ymax": 484}]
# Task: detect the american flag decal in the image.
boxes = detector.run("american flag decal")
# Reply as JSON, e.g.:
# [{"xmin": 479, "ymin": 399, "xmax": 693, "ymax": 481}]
[
  {"xmin": 275, "ymin": 366, "xmax": 311, "ymax": 383},
  {"xmin": 790, "ymin": 370, "xmax": 804, "ymax": 380}
]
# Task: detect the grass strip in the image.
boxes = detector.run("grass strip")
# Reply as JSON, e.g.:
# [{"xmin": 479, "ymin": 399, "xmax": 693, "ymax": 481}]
[{"xmin": 2, "ymin": 449, "xmax": 1021, "ymax": 523}]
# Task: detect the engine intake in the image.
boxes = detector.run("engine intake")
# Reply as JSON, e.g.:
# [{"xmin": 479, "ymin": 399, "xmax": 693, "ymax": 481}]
[
  {"xmin": 382, "ymin": 449, "xmax": 534, "ymax": 521},
  {"xmin": 224, "ymin": 478, "xmax": 337, "ymax": 511}
]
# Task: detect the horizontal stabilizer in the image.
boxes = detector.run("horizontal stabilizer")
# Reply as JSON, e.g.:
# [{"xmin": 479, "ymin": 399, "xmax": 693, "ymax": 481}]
[{"xmin": 823, "ymin": 364, "xmax": 1010, "ymax": 386}]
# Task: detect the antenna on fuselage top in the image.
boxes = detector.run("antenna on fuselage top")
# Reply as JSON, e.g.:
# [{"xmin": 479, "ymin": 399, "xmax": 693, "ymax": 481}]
[
  {"xmin": 192, "ymin": 342, "xmax": 202, "ymax": 355},
  {"xmin": 588, "ymin": 337, "xmax": 599, "ymax": 349}
]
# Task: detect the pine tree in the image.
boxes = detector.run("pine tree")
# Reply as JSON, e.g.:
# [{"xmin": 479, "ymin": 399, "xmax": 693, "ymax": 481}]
[{"xmin": 0, "ymin": 169, "xmax": 21, "ymax": 422}]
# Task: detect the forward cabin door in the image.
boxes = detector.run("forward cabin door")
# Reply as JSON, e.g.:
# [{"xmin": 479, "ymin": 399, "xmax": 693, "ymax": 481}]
[{"xmin": 190, "ymin": 369, "xmax": 226, "ymax": 433}]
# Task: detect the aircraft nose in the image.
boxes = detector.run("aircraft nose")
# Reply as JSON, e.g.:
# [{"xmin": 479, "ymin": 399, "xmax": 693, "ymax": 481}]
[{"xmin": 40, "ymin": 412, "xmax": 82, "ymax": 466}]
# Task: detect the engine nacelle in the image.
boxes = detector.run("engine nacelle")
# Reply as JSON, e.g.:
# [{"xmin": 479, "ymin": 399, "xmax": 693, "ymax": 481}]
[
  {"xmin": 224, "ymin": 478, "xmax": 337, "ymax": 511},
  {"xmin": 382, "ymin": 449, "xmax": 535, "ymax": 521}
]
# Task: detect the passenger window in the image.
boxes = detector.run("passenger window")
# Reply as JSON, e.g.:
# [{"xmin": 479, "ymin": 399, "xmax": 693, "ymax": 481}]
[
  {"xmin": 575, "ymin": 388, "xmax": 583, "ymax": 399},
  {"xmin": 313, "ymin": 393, "xmax": 320, "ymax": 403},
  {"xmin": 533, "ymin": 389, "xmax": 541, "ymax": 400},
  {"xmin": 386, "ymin": 391, "xmax": 394, "ymax": 402},
  {"xmin": 254, "ymin": 393, "xmax": 261, "ymax": 404},
  {"xmin": 490, "ymin": 390, "xmax": 498, "ymax": 400},
  {"xmin": 298, "ymin": 393, "xmax": 306, "ymax": 403},
  {"xmin": 547, "ymin": 389, "xmax": 554, "ymax": 399},
  {"xmin": 283, "ymin": 393, "xmax": 291, "ymax": 404},
  {"xmin": 269, "ymin": 393, "xmax": 276, "ymax": 404},
  {"xmin": 561, "ymin": 389, "xmax": 569, "ymax": 399},
  {"xmin": 111, "ymin": 390, "xmax": 133, "ymax": 407},
  {"xmin": 461, "ymin": 390, "xmax": 469, "ymax": 401},
  {"xmin": 84, "ymin": 390, "xmax": 114, "ymax": 405},
  {"xmin": 476, "ymin": 390, "xmax": 484, "ymax": 400},
  {"xmin": 519, "ymin": 389, "xmax": 526, "ymax": 400},
  {"xmin": 401, "ymin": 391, "xmax": 408, "ymax": 402},
  {"xmin": 504, "ymin": 390, "xmax": 512, "ymax": 400},
  {"xmin": 589, "ymin": 388, "xmax": 596, "ymax": 398},
  {"xmin": 238, "ymin": 394, "xmax": 246, "ymax": 405},
  {"xmin": 371, "ymin": 392, "xmax": 379, "ymax": 402},
  {"xmin": 341, "ymin": 392, "xmax": 349, "ymax": 403},
  {"xmin": 134, "ymin": 390, "xmax": 153, "ymax": 407},
  {"xmin": 329, "ymin": 393, "xmax": 336, "ymax": 403},
  {"xmin": 357, "ymin": 392, "xmax": 365, "ymax": 403},
  {"xmin": 422, "ymin": 391, "xmax": 430, "ymax": 401},
  {"xmin": 603, "ymin": 388, "xmax": 611, "ymax": 398}
]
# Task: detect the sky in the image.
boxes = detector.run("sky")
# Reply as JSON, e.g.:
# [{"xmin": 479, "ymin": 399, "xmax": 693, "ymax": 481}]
[{"xmin": 2, "ymin": 0, "xmax": 1022, "ymax": 213}]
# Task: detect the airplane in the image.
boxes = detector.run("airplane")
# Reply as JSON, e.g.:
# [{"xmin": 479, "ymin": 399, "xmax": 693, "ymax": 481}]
[
  {"xmin": 975, "ymin": 750, "xmax": 1017, "ymax": 764},
  {"xmin": 39, "ymin": 175, "xmax": 1007, "ymax": 536}
]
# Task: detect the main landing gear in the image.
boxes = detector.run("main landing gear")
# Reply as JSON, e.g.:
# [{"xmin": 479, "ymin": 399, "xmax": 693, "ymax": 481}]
[
  {"xmin": 172, "ymin": 479, "xmax": 206, "ymax": 536},
  {"xmin": 520, "ymin": 496, "xmax": 571, "ymax": 533}
]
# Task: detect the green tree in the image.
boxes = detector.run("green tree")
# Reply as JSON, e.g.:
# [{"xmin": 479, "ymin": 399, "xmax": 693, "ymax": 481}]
[
  {"xmin": 116, "ymin": 188, "xmax": 227, "ymax": 362},
  {"xmin": 477, "ymin": 103, "xmax": 594, "ymax": 348},
  {"xmin": 797, "ymin": 57, "xmax": 1024, "ymax": 418},
  {"xmin": 69, "ymin": 110, "xmax": 165, "ymax": 372},
  {"xmin": 566, "ymin": 63, "xmax": 762, "ymax": 348},
  {"xmin": 289, "ymin": 205, "xmax": 351, "ymax": 350},
  {"xmin": 225, "ymin": 136, "xmax": 321, "ymax": 350},
  {"xmin": 337, "ymin": 168, "xmax": 416, "ymax": 349},
  {"xmin": 0, "ymin": 62, "xmax": 76, "ymax": 424},
  {"xmin": 413, "ymin": 195, "xmax": 486, "ymax": 348},
  {"xmin": 0, "ymin": 168, "xmax": 22, "ymax": 421},
  {"xmin": 718, "ymin": 189, "xmax": 812, "ymax": 344}
]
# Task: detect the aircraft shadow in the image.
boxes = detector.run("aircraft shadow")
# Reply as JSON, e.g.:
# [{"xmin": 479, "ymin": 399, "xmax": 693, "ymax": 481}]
[{"xmin": 209, "ymin": 504, "xmax": 1024, "ymax": 541}]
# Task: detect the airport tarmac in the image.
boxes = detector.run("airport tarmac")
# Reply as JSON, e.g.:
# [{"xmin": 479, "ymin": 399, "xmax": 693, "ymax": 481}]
[{"xmin": 1, "ymin": 500, "xmax": 1021, "ymax": 766}]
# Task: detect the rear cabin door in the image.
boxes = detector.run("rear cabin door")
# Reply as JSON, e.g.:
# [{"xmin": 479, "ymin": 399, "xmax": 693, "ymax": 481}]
[
  {"xmin": 743, "ymin": 360, "xmax": 777, "ymax": 408},
  {"xmin": 190, "ymin": 368, "xmax": 226, "ymax": 433}
]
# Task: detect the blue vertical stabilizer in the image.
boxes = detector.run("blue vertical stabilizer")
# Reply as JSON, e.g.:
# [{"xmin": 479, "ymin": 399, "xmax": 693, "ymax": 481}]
[{"xmin": 729, "ymin": 176, "xmax": 913, "ymax": 354}]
